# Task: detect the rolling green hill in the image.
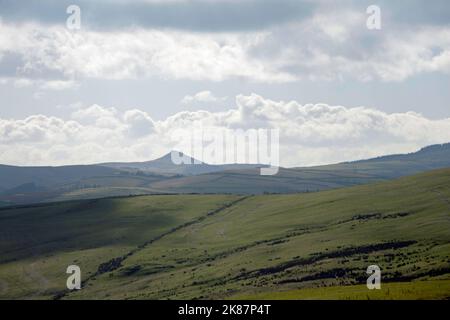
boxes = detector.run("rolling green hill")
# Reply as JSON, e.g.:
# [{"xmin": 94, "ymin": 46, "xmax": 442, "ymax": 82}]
[
  {"xmin": 0, "ymin": 168, "xmax": 449, "ymax": 299},
  {"xmin": 0, "ymin": 195, "xmax": 240, "ymax": 299},
  {"xmin": 0, "ymin": 164, "xmax": 126, "ymax": 205},
  {"xmin": 0, "ymin": 164, "xmax": 120, "ymax": 190},
  {"xmin": 147, "ymin": 166, "xmax": 378, "ymax": 194},
  {"xmin": 300, "ymin": 143, "xmax": 450, "ymax": 180}
]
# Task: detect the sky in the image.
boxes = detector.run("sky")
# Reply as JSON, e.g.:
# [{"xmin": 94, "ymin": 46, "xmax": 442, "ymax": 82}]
[{"xmin": 0, "ymin": 0, "xmax": 450, "ymax": 167}]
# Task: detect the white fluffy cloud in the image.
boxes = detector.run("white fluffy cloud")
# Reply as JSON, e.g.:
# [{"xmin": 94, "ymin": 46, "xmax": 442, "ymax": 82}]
[
  {"xmin": 0, "ymin": 21, "xmax": 288, "ymax": 83},
  {"xmin": 181, "ymin": 91, "xmax": 227, "ymax": 104},
  {"xmin": 1, "ymin": 14, "xmax": 450, "ymax": 84},
  {"xmin": 1, "ymin": 94, "xmax": 450, "ymax": 167}
]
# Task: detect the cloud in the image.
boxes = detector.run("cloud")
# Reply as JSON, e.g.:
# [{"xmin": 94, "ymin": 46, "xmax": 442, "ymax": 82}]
[
  {"xmin": 4, "ymin": 77, "xmax": 78, "ymax": 91},
  {"xmin": 0, "ymin": 0, "xmax": 314, "ymax": 32},
  {"xmin": 71, "ymin": 104, "xmax": 118, "ymax": 125},
  {"xmin": 181, "ymin": 91, "xmax": 227, "ymax": 104},
  {"xmin": 2, "ymin": 94, "xmax": 450, "ymax": 167},
  {"xmin": 39, "ymin": 80, "xmax": 78, "ymax": 90},
  {"xmin": 1, "ymin": 7, "xmax": 450, "ymax": 85},
  {"xmin": 13, "ymin": 78, "xmax": 34, "ymax": 88},
  {"xmin": 0, "ymin": 21, "xmax": 291, "ymax": 83},
  {"xmin": 123, "ymin": 109, "xmax": 156, "ymax": 137},
  {"xmin": 2, "ymin": 0, "xmax": 449, "ymax": 33},
  {"xmin": 247, "ymin": 10, "xmax": 450, "ymax": 82}
]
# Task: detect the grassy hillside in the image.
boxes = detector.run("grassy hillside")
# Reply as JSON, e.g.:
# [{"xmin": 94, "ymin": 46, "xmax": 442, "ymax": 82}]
[
  {"xmin": 148, "ymin": 167, "xmax": 381, "ymax": 194},
  {"xmin": 235, "ymin": 280, "xmax": 450, "ymax": 300},
  {"xmin": 0, "ymin": 169, "xmax": 449, "ymax": 299},
  {"xmin": 299, "ymin": 143, "xmax": 450, "ymax": 179},
  {"xmin": 0, "ymin": 195, "xmax": 240, "ymax": 299}
]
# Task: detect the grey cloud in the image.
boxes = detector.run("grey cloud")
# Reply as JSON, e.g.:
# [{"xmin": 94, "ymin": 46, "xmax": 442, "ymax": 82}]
[
  {"xmin": 378, "ymin": 0, "xmax": 450, "ymax": 26},
  {"xmin": 340, "ymin": 0, "xmax": 450, "ymax": 26},
  {"xmin": 1, "ymin": 0, "xmax": 448, "ymax": 32},
  {"xmin": 0, "ymin": 0, "xmax": 315, "ymax": 32},
  {"xmin": 0, "ymin": 52, "xmax": 68, "ymax": 80},
  {"xmin": 1, "ymin": 1, "xmax": 449, "ymax": 84},
  {"xmin": 0, "ymin": 53, "xmax": 23, "ymax": 77}
]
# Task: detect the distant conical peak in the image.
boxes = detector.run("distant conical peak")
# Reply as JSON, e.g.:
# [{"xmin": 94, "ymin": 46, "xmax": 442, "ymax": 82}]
[{"xmin": 154, "ymin": 151, "xmax": 201, "ymax": 164}]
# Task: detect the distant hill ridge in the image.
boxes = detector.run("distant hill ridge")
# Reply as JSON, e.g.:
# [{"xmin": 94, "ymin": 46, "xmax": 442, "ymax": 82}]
[
  {"xmin": 348, "ymin": 142, "xmax": 450, "ymax": 163},
  {"xmin": 99, "ymin": 150, "xmax": 265, "ymax": 176},
  {"xmin": 1, "ymin": 143, "xmax": 450, "ymax": 205}
]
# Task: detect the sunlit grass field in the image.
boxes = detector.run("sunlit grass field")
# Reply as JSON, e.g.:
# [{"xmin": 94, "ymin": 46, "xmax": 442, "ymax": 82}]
[
  {"xmin": 234, "ymin": 280, "xmax": 450, "ymax": 300},
  {"xmin": 1, "ymin": 169, "xmax": 449, "ymax": 300}
]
